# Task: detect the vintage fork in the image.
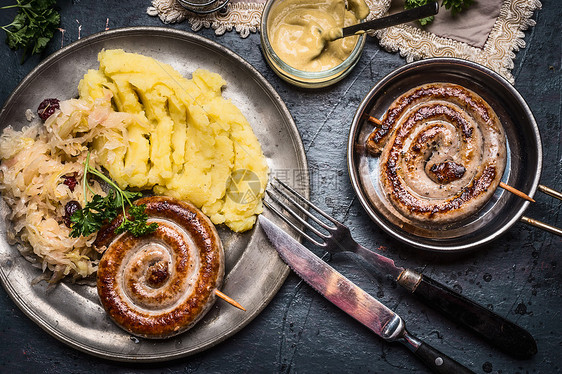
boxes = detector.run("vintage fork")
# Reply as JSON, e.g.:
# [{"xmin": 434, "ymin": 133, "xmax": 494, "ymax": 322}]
[
  {"xmin": 263, "ymin": 177, "xmax": 538, "ymax": 359},
  {"xmin": 263, "ymin": 179, "xmax": 390, "ymax": 268}
]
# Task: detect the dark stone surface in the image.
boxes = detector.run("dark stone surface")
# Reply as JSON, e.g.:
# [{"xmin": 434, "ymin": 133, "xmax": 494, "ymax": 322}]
[{"xmin": 0, "ymin": 1, "xmax": 560, "ymax": 373}]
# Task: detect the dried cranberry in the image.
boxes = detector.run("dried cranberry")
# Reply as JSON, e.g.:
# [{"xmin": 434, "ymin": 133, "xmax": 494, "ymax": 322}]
[
  {"xmin": 63, "ymin": 200, "xmax": 81, "ymax": 228},
  {"xmin": 37, "ymin": 98, "xmax": 60, "ymax": 121},
  {"xmin": 63, "ymin": 174, "xmax": 78, "ymax": 192}
]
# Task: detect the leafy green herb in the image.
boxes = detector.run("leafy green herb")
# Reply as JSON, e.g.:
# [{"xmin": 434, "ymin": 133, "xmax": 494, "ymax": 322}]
[
  {"xmin": 404, "ymin": 0, "xmax": 474, "ymax": 26},
  {"xmin": 70, "ymin": 153, "xmax": 158, "ymax": 238},
  {"xmin": 404, "ymin": 0, "xmax": 435, "ymax": 26},
  {"xmin": 115, "ymin": 204, "xmax": 158, "ymax": 237},
  {"xmin": 1, "ymin": 0, "xmax": 60, "ymax": 63},
  {"xmin": 442, "ymin": 0, "xmax": 474, "ymax": 16}
]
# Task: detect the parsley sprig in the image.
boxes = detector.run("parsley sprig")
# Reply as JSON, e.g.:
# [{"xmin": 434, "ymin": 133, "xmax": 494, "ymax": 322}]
[
  {"xmin": 441, "ymin": 0, "xmax": 474, "ymax": 16},
  {"xmin": 1, "ymin": 0, "xmax": 60, "ymax": 63},
  {"xmin": 405, "ymin": 0, "xmax": 474, "ymax": 26},
  {"xmin": 70, "ymin": 153, "xmax": 158, "ymax": 238}
]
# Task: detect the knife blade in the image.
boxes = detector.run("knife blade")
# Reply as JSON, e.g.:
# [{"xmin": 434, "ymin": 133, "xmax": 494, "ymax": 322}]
[{"xmin": 260, "ymin": 216, "xmax": 474, "ymax": 374}]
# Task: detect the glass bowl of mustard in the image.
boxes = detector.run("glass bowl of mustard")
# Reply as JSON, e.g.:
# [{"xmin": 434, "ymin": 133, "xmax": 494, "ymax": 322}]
[{"xmin": 260, "ymin": 0, "xmax": 368, "ymax": 89}]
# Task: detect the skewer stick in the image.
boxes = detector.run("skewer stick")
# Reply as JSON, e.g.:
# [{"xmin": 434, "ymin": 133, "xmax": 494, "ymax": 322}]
[
  {"xmin": 499, "ymin": 182, "xmax": 535, "ymax": 203},
  {"xmin": 367, "ymin": 115, "xmax": 383, "ymax": 126},
  {"xmin": 215, "ymin": 289, "xmax": 246, "ymax": 311}
]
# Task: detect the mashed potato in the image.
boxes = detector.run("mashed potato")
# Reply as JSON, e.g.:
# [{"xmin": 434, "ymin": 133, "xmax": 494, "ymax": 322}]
[{"xmin": 79, "ymin": 49, "xmax": 268, "ymax": 232}]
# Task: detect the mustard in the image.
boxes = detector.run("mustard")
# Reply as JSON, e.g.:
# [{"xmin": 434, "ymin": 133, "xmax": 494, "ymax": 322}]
[{"xmin": 267, "ymin": 0, "xmax": 369, "ymax": 72}]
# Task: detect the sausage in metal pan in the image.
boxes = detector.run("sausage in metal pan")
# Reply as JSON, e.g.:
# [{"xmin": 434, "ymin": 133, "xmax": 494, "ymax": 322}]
[{"xmin": 367, "ymin": 83, "xmax": 507, "ymax": 223}]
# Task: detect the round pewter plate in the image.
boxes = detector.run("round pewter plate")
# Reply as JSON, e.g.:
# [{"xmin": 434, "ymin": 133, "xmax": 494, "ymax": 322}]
[
  {"xmin": 347, "ymin": 58, "xmax": 542, "ymax": 252},
  {"xmin": 0, "ymin": 27, "xmax": 308, "ymax": 361}
]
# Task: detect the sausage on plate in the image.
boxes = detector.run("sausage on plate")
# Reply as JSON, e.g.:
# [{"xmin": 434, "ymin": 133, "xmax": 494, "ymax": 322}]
[{"xmin": 94, "ymin": 196, "xmax": 224, "ymax": 339}]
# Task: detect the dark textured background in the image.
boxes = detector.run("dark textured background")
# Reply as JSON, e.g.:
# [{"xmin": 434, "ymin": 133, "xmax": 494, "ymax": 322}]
[{"xmin": 0, "ymin": 1, "xmax": 560, "ymax": 373}]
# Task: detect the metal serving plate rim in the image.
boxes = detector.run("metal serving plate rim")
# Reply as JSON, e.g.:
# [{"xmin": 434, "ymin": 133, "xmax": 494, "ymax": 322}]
[
  {"xmin": 347, "ymin": 57, "xmax": 542, "ymax": 252},
  {"xmin": 0, "ymin": 26, "xmax": 309, "ymax": 361}
]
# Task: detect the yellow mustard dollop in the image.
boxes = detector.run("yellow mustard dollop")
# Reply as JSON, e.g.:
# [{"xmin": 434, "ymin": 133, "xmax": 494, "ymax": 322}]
[{"xmin": 267, "ymin": 0, "xmax": 369, "ymax": 72}]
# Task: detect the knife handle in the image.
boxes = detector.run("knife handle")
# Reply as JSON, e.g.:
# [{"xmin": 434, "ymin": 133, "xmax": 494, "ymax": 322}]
[
  {"xmin": 401, "ymin": 272, "xmax": 537, "ymax": 358},
  {"xmin": 342, "ymin": 2, "xmax": 439, "ymax": 37},
  {"xmin": 413, "ymin": 341, "xmax": 475, "ymax": 374},
  {"xmin": 400, "ymin": 328, "xmax": 475, "ymax": 374}
]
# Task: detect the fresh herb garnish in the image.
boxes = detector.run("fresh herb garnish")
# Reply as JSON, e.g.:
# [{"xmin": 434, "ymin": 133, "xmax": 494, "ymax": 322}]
[
  {"xmin": 1, "ymin": 0, "xmax": 60, "ymax": 63},
  {"xmin": 404, "ymin": 0, "xmax": 474, "ymax": 26},
  {"xmin": 441, "ymin": 0, "xmax": 474, "ymax": 16},
  {"xmin": 70, "ymin": 153, "xmax": 158, "ymax": 238}
]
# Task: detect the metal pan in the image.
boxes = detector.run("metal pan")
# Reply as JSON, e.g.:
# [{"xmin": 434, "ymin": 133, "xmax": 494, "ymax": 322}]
[{"xmin": 347, "ymin": 58, "xmax": 549, "ymax": 252}]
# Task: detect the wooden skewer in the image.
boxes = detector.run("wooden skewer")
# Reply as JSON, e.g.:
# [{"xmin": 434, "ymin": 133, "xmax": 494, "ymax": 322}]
[
  {"xmin": 215, "ymin": 289, "xmax": 246, "ymax": 311},
  {"xmin": 499, "ymin": 182, "xmax": 535, "ymax": 203},
  {"xmin": 367, "ymin": 115, "xmax": 383, "ymax": 126}
]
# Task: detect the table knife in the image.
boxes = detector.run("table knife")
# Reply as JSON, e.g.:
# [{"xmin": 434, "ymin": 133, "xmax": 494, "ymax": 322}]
[{"xmin": 260, "ymin": 216, "xmax": 474, "ymax": 374}]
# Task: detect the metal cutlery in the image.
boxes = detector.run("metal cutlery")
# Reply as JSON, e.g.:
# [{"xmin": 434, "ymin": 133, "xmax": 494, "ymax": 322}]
[
  {"xmin": 333, "ymin": 2, "xmax": 440, "ymax": 41},
  {"xmin": 263, "ymin": 178, "xmax": 537, "ymax": 359},
  {"xmin": 260, "ymin": 215, "xmax": 474, "ymax": 374}
]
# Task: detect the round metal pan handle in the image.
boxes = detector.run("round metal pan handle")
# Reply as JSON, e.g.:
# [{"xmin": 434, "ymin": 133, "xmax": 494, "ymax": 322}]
[{"xmin": 520, "ymin": 184, "xmax": 562, "ymax": 236}]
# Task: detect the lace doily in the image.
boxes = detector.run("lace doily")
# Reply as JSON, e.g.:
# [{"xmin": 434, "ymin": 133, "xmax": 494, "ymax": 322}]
[
  {"xmin": 373, "ymin": 0, "xmax": 542, "ymax": 83},
  {"xmin": 148, "ymin": 0, "xmax": 265, "ymax": 38},
  {"xmin": 147, "ymin": 0, "xmax": 541, "ymax": 83}
]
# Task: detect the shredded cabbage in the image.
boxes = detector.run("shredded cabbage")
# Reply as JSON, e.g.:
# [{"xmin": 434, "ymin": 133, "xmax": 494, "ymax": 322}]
[{"xmin": 0, "ymin": 95, "xmax": 137, "ymax": 282}]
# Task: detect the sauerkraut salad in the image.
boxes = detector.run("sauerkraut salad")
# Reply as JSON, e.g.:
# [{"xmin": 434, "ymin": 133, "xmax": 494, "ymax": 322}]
[{"xmin": 0, "ymin": 95, "xmax": 140, "ymax": 282}]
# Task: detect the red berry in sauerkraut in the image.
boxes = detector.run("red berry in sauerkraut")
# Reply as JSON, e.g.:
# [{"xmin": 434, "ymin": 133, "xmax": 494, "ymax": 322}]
[
  {"xmin": 63, "ymin": 174, "xmax": 78, "ymax": 192},
  {"xmin": 37, "ymin": 98, "xmax": 60, "ymax": 121},
  {"xmin": 63, "ymin": 200, "xmax": 81, "ymax": 228}
]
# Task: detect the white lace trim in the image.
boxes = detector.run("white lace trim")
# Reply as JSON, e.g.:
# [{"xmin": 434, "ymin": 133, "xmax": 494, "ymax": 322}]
[{"xmin": 148, "ymin": 0, "xmax": 263, "ymax": 38}]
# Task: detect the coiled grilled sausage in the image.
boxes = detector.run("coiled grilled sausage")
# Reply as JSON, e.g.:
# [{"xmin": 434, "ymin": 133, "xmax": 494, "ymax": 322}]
[
  {"xmin": 94, "ymin": 196, "xmax": 224, "ymax": 339},
  {"xmin": 368, "ymin": 83, "xmax": 507, "ymax": 223}
]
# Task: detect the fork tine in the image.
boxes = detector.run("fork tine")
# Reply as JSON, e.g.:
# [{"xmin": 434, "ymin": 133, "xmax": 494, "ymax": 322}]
[
  {"xmin": 263, "ymin": 200, "xmax": 325, "ymax": 247},
  {"xmin": 270, "ymin": 182, "xmax": 334, "ymax": 231},
  {"xmin": 274, "ymin": 177, "xmax": 341, "ymax": 226},
  {"xmin": 266, "ymin": 190, "xmax": 330, "ymax": 241}
]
